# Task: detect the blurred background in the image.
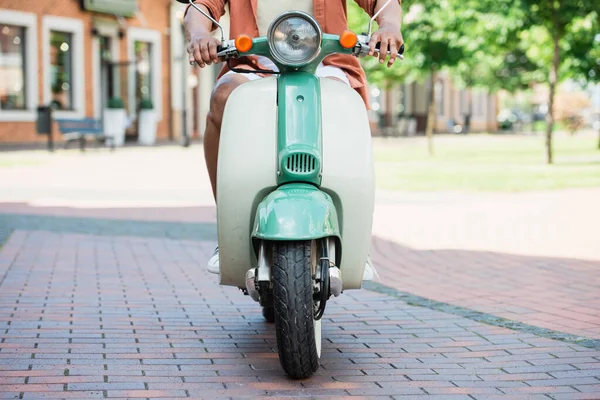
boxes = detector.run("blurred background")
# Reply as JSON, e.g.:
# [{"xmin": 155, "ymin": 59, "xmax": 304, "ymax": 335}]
[{"xmin": 0, "ymin": 0, "xmax": 597, "ymax": 153}]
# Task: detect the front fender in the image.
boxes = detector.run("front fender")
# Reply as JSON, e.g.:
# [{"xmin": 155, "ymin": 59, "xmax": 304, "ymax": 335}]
[{"xmin": 252, "ymin": 184, "xmax": 340, "ymax": 241}]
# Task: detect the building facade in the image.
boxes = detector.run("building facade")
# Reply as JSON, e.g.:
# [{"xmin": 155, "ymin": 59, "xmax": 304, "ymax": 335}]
[
  {"xmin": 372, "ymin": 72, "xmax": 498, "ymax": 136},
  {"xmin": 0, "ymin": 1, "xmax": 498, "ymax": 144},
  {"xmin": 0, "ymin": 0, "xmax": 179, "ymax": 143}
]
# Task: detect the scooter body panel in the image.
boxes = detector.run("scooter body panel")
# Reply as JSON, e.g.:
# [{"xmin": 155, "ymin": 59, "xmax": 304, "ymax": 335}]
[
  {"xmin": 216, "ymin": 78, "xmax": 278, "ymax": 288},
  {"xmin": 252, "ymin": 183, "xmax": 340, "ymax": 241},
  {"xmin": 320, "ymin": 78, "xmax": 375, "ymax": 290},
  {"xmin": 217, "ymin": 76, "xmax": 374, "ymax": 291}
]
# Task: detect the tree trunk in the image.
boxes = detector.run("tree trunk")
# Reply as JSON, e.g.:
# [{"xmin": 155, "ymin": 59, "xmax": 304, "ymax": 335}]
[
  {"xmin": 426, "ymin": 69, "xmax": 437, "ymax": 156},
  {"xmin": 545, "ymin": 34, "xmax": 560, "ymax": 165},
  {"xmin": 465, "ymin": 89, "xmax": 473, "ymax": 134}
]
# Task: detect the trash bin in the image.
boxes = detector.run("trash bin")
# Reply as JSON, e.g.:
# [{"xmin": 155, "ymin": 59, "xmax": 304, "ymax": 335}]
[{"xmin": 36, "ymin": 106, "xmax": 54, "ymax": 151}]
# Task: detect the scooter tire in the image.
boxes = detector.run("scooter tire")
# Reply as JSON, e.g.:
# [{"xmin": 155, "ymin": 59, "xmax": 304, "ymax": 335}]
[{"xmin": 272, "ymin": 240, "xmax": 319, "ymax": 379}]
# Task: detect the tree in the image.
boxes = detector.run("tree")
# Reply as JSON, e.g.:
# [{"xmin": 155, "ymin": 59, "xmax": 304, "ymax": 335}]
[
  {"xmin": 562, "ymin": 11, "xmax": 600, "ymax": 147},
  {"xmin": 347, "ymin": 1, "xmax": 410, "ymax": 131},
  {"xmin": 519, "ymin": 0, "xmax": 598, "ymax": 164},
  {"xmin": 450, "ymin": 0, "xmax": 543, "ymax": 132},
  {"xmin": 349, "ymin": 0, "xmax": 465, "ymax": 154}
]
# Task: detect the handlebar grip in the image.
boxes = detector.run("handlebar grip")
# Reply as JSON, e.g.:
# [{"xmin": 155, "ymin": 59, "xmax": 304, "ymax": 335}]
[{"xmin": 374, "ymin": 42, "xmax": 405, "ymax": 55}]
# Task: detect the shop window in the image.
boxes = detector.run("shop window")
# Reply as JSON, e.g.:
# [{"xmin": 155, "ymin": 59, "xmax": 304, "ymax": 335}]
[
  {"xmin": 49, "ymin": 31, "xmax": 73, "ymax": 110},
  {"xmin": 0, "ymin": 24, "xmax": 26, "ymax": 110},
  {"xmin": 134, "ymin": 40, "xmax": 152, "ymax": 111},
  {"xmin": 435, "ymin": 80, "xmax": 444, "ymax": 116}
]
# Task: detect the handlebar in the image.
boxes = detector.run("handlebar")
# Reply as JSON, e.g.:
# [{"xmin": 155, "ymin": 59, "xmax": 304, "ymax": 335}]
[{"xmin": 191, "ymin": 37, "xmax": 405, "ymax": 65}]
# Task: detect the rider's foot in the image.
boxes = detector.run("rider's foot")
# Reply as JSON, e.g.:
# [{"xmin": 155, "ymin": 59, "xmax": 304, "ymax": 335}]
[{"xmin": 207, "ymin": 247, "xmax": 219, "ymax": 274}]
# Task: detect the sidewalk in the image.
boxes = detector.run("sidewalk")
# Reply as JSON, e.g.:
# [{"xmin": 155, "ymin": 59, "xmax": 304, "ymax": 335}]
[
  {"xmin": 370, "ymin": 189, "xmax": 600, "ymax": 340},
  {"xmin": 0, "ymin": 146, "xmax": 599, "ymax": 398},
  {"xmin": 0, "ymin": 230, "xmax": 598, "ymax": 399}
]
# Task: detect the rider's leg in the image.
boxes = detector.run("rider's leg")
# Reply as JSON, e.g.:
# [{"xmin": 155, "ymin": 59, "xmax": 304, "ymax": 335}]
[
  {"xmin": 204, "ymin": 73, "xmax": 251, "ymax": 199},
  {"xmin": 205, "ymin": 70, "xmax": 261, "ymax": 274}
]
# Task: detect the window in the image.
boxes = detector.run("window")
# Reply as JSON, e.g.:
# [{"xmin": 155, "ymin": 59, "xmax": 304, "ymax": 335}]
[
  {"xmin": 127, "ymin": 27, "xmax": 162, "ymax": 120},
  {"xmin": 43, "ymin": 16, "xmax": 84, "ymax": 118},
  {"xmin": 435, "ymin": 80, "xmax": 444, "ymax": 116},
  {"xmin": 134, "ymin": 41, "xmax": 152, "ymax": 111},
  {"xmin": 49, "ymin": 31, "xmax": 73, "ymax": 110},
  {"xmin": 0, "ymin": 24, "xmax": 26, "ymax": 110},
  {"xmin": 0, "ymin": 10, "xmax": 37, "ymax": 121},
  {"xmin": 397, "ymin": 84, "xmax": 406, "ymax": 115},
  {"xmin": 473, "ymin": 91, "xmax": 486, "ymax": 117},
  {"xmin": 460, "ymin": 90, "xmax": 468, "ymax": 114}
]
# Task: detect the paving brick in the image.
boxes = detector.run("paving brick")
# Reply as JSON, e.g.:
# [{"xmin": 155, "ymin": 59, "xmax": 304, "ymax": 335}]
[
  {"xmin": 1, "ymin": 231, "xmax": 599, "ymax": 399},
  {"xmin": 524, "ymin": 377, "xmax": 600, "ymax": 386},
  {"xmin": 573, "ymin": 383, "xmax": 600, "ymax": 392},
  {"xmin": 106, "ymin": 389, "xmax": 188, "ymax": 398}
]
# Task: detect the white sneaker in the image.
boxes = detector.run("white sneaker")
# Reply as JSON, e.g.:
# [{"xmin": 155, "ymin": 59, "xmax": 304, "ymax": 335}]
[{"xmin": 207, "ymin": 247, "xmax": 219, "ymax": 274}]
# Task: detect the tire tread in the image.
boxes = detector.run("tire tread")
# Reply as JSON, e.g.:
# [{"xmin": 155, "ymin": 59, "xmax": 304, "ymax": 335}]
[{"xmin": 273, "ymin": 241, "xmax": 319, "ymax": 379}]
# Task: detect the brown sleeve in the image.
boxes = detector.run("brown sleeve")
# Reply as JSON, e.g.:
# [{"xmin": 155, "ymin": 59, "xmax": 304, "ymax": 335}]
[
  {"xmin": 184, "ymin": 0, "xmax": 227, "ymax": 26},
  {"xmin": 353, "ymin": 0, "xmax": 378, "ymax": 16}
]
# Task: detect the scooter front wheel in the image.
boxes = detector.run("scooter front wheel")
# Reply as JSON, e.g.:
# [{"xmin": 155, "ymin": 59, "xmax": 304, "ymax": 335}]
[{"xmin": 272, "ymin": 240, "xmax": 320, "ymax": 379}]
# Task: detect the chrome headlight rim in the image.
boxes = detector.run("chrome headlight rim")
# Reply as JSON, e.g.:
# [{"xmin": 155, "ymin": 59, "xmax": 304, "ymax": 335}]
[{"xmin": 267, "ymin": 11, "xmax": 323, "ymax": 68}]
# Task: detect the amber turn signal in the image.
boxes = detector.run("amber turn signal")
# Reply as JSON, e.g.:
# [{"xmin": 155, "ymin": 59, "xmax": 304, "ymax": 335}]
[
  {"xmin": 235, "ymin": 35, "xmax": 253, "ymax": 53},
  {"xmin": 339, "ymin": 30, "xmax": 358, "ymax": 49}
]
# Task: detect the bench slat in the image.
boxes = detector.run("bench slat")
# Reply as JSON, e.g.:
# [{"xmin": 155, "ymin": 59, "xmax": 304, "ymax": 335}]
[{"xmin": 56, "ymin": 118, "xmax": 104, "ymax": 135}]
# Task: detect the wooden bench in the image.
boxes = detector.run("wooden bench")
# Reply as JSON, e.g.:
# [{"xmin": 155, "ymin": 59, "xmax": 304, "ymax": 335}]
[{"xmin": 55, "ymin": 118, "xmax": 114, "ymax": 151}]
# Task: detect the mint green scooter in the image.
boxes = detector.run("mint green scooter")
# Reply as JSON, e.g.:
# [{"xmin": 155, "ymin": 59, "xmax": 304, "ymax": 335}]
[{"xmin": 182, "ymin": 0, "xmax": 402, "ymax": 379}]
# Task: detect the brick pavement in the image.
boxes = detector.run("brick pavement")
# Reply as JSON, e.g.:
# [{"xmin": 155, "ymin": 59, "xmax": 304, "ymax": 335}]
[
  {"xmin": 0, "ymin": 230, "xmax": 599, "ymax": 399},
  {"xmin": 370, "ymin": 237, "xmax": 600, "ymax": 340}
]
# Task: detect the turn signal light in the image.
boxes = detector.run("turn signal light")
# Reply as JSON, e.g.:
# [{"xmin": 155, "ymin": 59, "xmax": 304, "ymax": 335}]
[
  {"xmin": 235, "ymin": 35, "xmax": 253, "ymax": 52},
  {"xmin": 339, "ymin": 30, "xmax": 358, "ymax": 49}
]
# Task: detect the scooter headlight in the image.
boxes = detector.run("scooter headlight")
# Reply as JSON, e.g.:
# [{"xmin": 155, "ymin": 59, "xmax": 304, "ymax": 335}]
[{"xmin": 267, "ymin": 11, "xmax": 322, "ymax": 67}]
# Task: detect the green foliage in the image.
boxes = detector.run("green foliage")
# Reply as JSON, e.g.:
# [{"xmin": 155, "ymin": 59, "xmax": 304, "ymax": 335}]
[
  {"xmin": 518, "ymin": 0, "xmax": 599, "ymax": 84},
  {"xmin": 348, "ymin": 0, "xmax": 599, "ymax": 90},
  {"xmin": 347, "ymin": 0, "xmax": 409, "ymax": 88},
  {"xmin": 107, "ymin": 97, "xmax": 124, "ymax": 109},
  {"xmin": 563, "ymin": 11, "xmax": 600, "ymax": 84},
  {"xmin": 450, "ymin": 0, "xmax": 542, "ymax": 93}
]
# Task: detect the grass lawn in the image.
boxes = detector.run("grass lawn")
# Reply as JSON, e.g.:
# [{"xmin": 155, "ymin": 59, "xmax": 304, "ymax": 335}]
[
  {"xmin": 0, "ymin": 159, "xmax": 44, "ymax": 168},
  {"xmin": 374, "ymin": 132, "xmax": 600, "ymax": 192}
]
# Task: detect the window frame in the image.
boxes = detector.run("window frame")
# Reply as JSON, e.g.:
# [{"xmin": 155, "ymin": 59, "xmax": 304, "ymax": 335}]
[
  {"xmin": 92, "ymin": 23, "xmax": 120, "ymax": 119},
  {"xmin": 48, "ymin": 30, "xmax": 75, "ymax": 111},
  {"xmin": 43, "ymin": 16, "xmax": 84, "ymax": 119},
  {"xmin": 127, "ymin": 27, "xmax": 162, "ymax": 121},
  {"xmin": 0, "ymin": 10, "xmax": 37, "ymax": 122}
]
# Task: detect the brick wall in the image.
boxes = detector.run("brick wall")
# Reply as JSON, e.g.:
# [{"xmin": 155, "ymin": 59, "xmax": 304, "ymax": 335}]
[{"xmin": 0, "ymin": 0, "xmax": 173, "ymax": 143}]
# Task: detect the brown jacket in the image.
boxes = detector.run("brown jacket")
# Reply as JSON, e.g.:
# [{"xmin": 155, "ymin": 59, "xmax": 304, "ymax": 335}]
[{"xmin": 186, "ymin": 0, "xmax": 379, "ymax": 106}]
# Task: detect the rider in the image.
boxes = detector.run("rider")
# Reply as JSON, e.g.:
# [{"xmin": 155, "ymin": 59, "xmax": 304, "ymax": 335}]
[{"xmin": 184, "ymin": 0, "xmax": 403, "ymax": 278}]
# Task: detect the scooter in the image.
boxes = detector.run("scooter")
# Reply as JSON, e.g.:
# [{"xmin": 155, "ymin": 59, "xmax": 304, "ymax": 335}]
[{"xmin": 180, "ymin": 0, "xmax": 403, "ymax": 379}]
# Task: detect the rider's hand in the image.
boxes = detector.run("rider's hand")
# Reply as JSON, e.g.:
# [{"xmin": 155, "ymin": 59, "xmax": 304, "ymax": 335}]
[
  {"xmin": 187, "ymin": 34, "xmax": 221, "ymax": 68},
  {"xmin": 369, "ymin": 24, "xmax": 404, "ymax": 68}
]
